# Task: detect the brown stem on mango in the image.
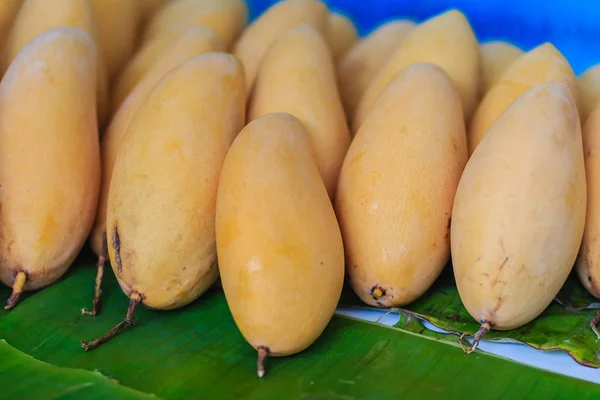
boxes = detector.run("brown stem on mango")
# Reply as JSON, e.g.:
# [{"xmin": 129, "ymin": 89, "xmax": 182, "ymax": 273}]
[
  {"xmin": 82, "ymin": 235, "xmax": 107, "ymax": 317},
  {"xmin": 590, "ymin": 309, "xmax": 600, "ymax": 340},
  {"xmin": 81, "ymin": 292, "xmax": 142, "ymax": 351},
  {"xmin": 462, "ymin": 321, "xmax": 491, "ymax": 354},
  {"xmin": 5, "ymin": 272, "xmax": 27, "ymax": 310},
  {"xmin": 257, "ymin": 346, "xmax": 270, "ymax": 378}
]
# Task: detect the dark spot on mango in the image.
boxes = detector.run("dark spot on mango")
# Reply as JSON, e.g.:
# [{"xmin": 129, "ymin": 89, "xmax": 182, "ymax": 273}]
[
  {"xmin": 370, "ymin": 284, "xmax": 386, "ymax": 300},
  {"xmin": 498, "ymin": 256, "xmax": 509, "ymax": 270},
  {"xmin": 112, "ymin": 226, "xmax": 122, "ymax": 273}
]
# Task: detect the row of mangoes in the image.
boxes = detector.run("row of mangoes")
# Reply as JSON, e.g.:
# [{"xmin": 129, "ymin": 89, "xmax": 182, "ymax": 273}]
[{"xmin": 0, "ymin": 0, "xmax": 599, "ymax": 377}]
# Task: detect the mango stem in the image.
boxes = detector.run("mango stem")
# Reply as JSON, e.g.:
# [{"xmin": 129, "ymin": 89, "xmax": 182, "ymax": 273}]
[
  {"xmin": 5, "ymin": 272, "xmax": 27, "ymax": 310},
  {"xmin": 257, "ymin": 346, "xmax": 270, "ymax": 378},
  {"xmin": 81, "ymin": 292, "xmax": 142, "ymax": 351},
  {"xmin": 590, "ymin": 310, "xmax": 600, "ymax": 340},
  {"xmin": 82, "ymin": 235, "xmax": 107, "ymax": 317},
  {"xmin": 462, "ymin": 321, "xmax": 491, "ymax": 354}
]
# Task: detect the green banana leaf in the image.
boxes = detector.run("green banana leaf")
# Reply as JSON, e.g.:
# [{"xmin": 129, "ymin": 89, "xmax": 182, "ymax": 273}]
[
  {"xmin": 0, "ymin": 339, "xmax": 153, "ymax": 399},
  {"xmin": 340, "ymin": 267, "xmax": 600, "ymax": 367},
  {"xmin": 1, "ymin": 251, "xmax": 599, "ymax": 398},
  {"xmin": 555, "ymin": 273, "xmax": 600, "ymax": 311}
]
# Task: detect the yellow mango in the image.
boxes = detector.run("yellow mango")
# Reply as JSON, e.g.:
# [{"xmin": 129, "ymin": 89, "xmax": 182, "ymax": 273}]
[
  {"xmin": 578, "ymin": 64, "xmax": 600, "ymax": 122},
  {"xmin": 576, "ymin": 103, "xmax": 600, "ymax": 333},
  {"xmin": 3, "ymin": 0, "xmax": 110, "ymax": 127},
  {"xmin": 0, "ymin": 27, "xmax": 100, "ymax": 309},
  {"xmin": 336, "ymin": 63, "xmax": 466, "ymax": 308},
  {"xmin": 248, "ymin": 25, "xmax": 349, "ymax": 198},
  {"xmin": 337, "ymin": 19, "xmax": 415, "ymax": 120},
  {"xmin": 468, "ymin": 43, "xmax": 577, "ymax": 154},
  {"xmin": 215, "ymin": 112, "xmax": 344, "ymax": 377},
  {"xmin": 233, "ymin": 0, "xmax": 328, "ymax": 92},
  {"xmin": 91, "ymin": 0, "xmax": 140, "ymax": 78},
  {"xmin": 89, "ymin": 26, "xmax": 224, "ymax": 260},
  {"xmin": 353, "ymin": 9, "xmax": 480, "ymax": 132},
  {"xmin": 111, "ymin": 34, "xmax": 175, "ymax": 109},
  {"xmin": 105, "ymin": 53, "xmax": 245, "ymax": 312},
  {"xmin": 452, "ymin": 82, "xmax": 585, "ymax": 343},
  {"xmin": 326, "ymin": 12, "xmax": 357, "ymax": 60},
  {"xmin": 143, "ymin": 0, "xmax": 247, "ymax": 49},
  {"xmin": 480, "ymin": 41, "xmax": 523, "ymax": 94}
]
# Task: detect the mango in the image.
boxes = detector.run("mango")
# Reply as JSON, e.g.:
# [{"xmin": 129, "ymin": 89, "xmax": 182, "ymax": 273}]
[
  {"xmin": 0, "ymin": 27, "xmax": 100, "ymax": 309},
  {"xmin": 81, "ymin": 52, "xmax": 245, "ymax": 348},
  {"xmin": 337, "ymin": 19, "xmax": 415, "ymax": 120},
  {"xmin": 578, "ymin": 64, "xmax": 600, "ymax": 122},
  {"xmin": 143, "ymin": 0, "xmax": 247, "ymax": 49},
  {"xmin": 353, "ymin": 9, "xmax": 480, "ymax": 132},
  {"xmin": 90, "ymin": 26, "xmax": 224, "ymax": 261},
  {"xmin": 576, "ymin": 102, "xmax": 600, "ymax": 335},
  {"xmin": 451, "ymin": 82, "xmax": 585, "ymax": 347},
  {"xmin": 468, "ymin": 43, "xmax": 577, "ymax": 155},
  {"xmin": 248, "ymin": 25, "xmax": 349, "ymax": 198},
  {"xmin": 326, "ymin": 12, "xmax": 357, "ymax": 60},
  {"xmin": 480, "ymin": 41, "xmax": 523, "ymax": 94},
  {"xmin": 91, "ymin": 0, "xmax": 140, "ymax": 78},
  {"xmin": 216, "ymin": 112, "xmax": 344, "ymax": 377},
  {"xmin": 3, "ymin": 0, "xmax": 110, "ymax": 126},
  {"xmin": 233, "ymin": 0, "xmax": 328, "ymax": 92},
  {"xmin": 336, "ymin": 63, "xmax": 466, "ymax": 308},
  {"xmin": 111, "ymin": 34, "xmax": 174, "ymax": 109},
  {"xmin": 104, "ymin": 52, "xmax": 245, "ymax": 312}
]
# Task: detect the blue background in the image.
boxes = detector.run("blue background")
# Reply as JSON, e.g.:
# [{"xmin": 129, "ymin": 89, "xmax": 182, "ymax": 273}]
[{"xmin": 246, "ymin": 0, "xmax": 600, "ymax": 75}]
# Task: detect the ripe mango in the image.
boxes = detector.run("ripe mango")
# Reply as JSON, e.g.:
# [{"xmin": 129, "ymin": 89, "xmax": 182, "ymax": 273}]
[
  {"xmin": 90, "ymin": 26, "xmax": 224, "ymax": 260},
  {"xmin": 233, "ymin": 0, "xmax": 328, "ymax": 92},
  {"xmin": 106, "ymin": 53, "xmax": 245, "ymax": 310},
  {"xmin": 337, "ymin": 19, "xmax": 415, "ymax": 120},
  {"xmin": 248, "ymin": 25, "xmax": 349, "ymax": 198},
  {"xmin": 111, "ymin": 34, "xmax": 174, "ymax": 108},
  {"xmin": 480, "ymin": 41, "xmax": 523, "ymax": 94},
  {"xmin": 3, "ymin": 0, "xmax": 110, "ymax": 126},
  {"xmin": 326, "ymin": 12, "xmax": 357, "ymax": 60},
  {"xmin": 0, "ymin": 27, "xmax": 100, "ymax": 309},
  {"xmin": 216, "ymin": 112, "xmax": 344, "ymax": 376},
  {"xmin": 143, "ymin": 0, "xmax": 247, "ymax": 49},
  {"xmin": 576, "ymin": 102, "xmax": 600, "ymax": 336},
  {"xmin": 452, "ymin": 82, "xmax": 585, "ymax": 337},
  {"xmin": 336, "ymin": 63, "xmax": 466, "ymax": 308},
  {"xmin": 577, "ymin": 103, "xmax": 600, "ymax": 299},
  {"xmin": 578, "ymin": 64, "xmax": 600, "ymax": 122},
  {"xmin": 91, "ymin": 0, "xmax": 140, "ymax": 78},
  {"xmin": 353, "ymin": 9, "xmax": 480, "ymax": 132},
  {"xmin": 468, "ymin": 43, "xmax": 577, "ymax": 155}
]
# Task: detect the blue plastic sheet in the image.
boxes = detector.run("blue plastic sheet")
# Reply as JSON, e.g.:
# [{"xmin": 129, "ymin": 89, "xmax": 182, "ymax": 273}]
[{"xmin": 247, "ymin": 0, "xmax": 600, "ymax": 74}]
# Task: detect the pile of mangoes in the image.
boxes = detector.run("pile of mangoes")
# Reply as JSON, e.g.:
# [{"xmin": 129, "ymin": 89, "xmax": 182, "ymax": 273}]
[{"xmin": 1, "ymin": 0, "xmax": 599, "ymax": 378}]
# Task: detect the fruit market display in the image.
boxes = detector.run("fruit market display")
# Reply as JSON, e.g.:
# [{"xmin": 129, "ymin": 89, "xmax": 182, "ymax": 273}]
[{"xmin": 1, "ymin": 0, "xmax": 600, "ymax": 385}]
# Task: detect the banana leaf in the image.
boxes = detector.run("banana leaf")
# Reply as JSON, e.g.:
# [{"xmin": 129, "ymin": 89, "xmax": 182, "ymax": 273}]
[
  {"xmin": 340, "ymin": 267, "xmax": 600, "ymax": 367},
  {"xmin": 0, "ymin": 339, "xmax": 153, "ymax": 399},
  {"xmin": 555, "ymin": 274, "xmax": 600, "ymax": 311},
  {"xmin": 0, "ymin": 252, "xmax": 599, "ymax": 398}
]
